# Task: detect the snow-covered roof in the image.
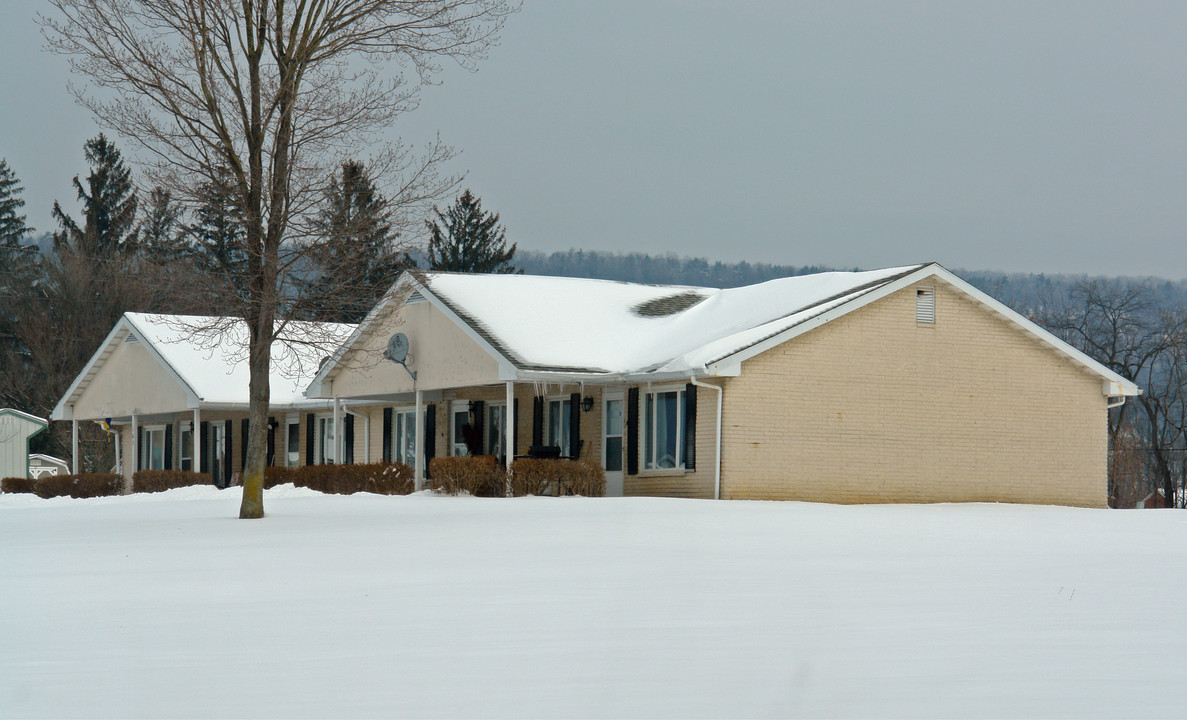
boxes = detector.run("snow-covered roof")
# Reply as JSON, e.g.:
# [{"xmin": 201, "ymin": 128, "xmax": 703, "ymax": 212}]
[
  {"xmin": 418, "ymin": 265, "xmax": 923, "ymax": 375},
  {"xmin": 53, "ymin": 313, "xmax": 355, "ymax": 419}
]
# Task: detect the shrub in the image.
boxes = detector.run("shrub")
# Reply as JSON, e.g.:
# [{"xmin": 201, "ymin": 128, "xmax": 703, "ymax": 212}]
[
  {"xmin": 265, "ymin": 462, "xmax": 414, "ymax": 495},
  {"xmin": 510, "ymin": 458, "xmax": 606, "ymax": 497},
  {"xmin": 132, "ymin": 469, "xmax": 212, "ymax": 494},
  {"xmin": 428, "ymin": 456, "xmax": 506, "ymax": 497},
  {"xmin": 32, "ymin": 473, "xmax": 124, "ymax": 499},
  {"xmin": 1, "ymin": 477, "xmax": 36, "ymax": 494}
]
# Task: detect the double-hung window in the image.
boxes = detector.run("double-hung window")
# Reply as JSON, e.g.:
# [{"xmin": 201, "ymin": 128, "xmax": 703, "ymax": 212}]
[
  {"xmin": 486, "ymin": 403, "xmax": 507, "ymax": 458},
  {"xmin": 546, "ymin": 397, "xmax": 572, "ymax": 454},
  {"xmin": 392, "ymin": 408, "xmax": 417, "ymax": 466},
  {"xmin": 318, "ymin": 415, "xmax": 336, "ymax": 464},
  {"xmin": 180, "ymin": 422, "xmax": 193, "ymax": 471},
  {"xmin": 644, "ymin": 388, "xmax": 686, "ymax": 470}
]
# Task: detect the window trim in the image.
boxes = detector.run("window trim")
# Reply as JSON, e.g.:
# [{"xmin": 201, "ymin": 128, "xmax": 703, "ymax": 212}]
[
  {"xmin": 142, "ymin": 424, "xmax": 167, "ymax": 470},
  {"xmin": 545, "ymin": 395, "xmax": 572, "ymax": 454},
  {"xmin": 391, "ymin": 406, "xmax": 418, "ymax": 466},
  {"xmin": 316, "ymin": 413, "xmax": 336, "ymax": 465}
]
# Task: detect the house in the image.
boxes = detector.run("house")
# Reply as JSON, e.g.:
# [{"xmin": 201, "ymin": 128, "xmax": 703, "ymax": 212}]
[
  {"xmin": 51, "ymin": 313, "xmax": 355, "ymax": 485},
  {"xmin": 28, "ymin": 454, "xmax": 69, "ymax": 479},
  {"xmin": 305, "ymin": 263, "xmax": 1139, "ymax": 507},
  {"xmin": 0, "ymin": 408, "xmax": 48, "ymax": 480}
]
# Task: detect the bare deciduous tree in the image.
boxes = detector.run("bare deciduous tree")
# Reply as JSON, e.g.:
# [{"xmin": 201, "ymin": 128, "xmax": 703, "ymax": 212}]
[{"xmin": 41, "ymin": 0, "xmax": 514, "ymax": 518}]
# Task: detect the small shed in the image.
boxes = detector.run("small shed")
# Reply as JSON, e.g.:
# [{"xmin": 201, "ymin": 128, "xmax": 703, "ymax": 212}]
[
  {"xmin": 28, "ymin": 454, "xmax": 69, "ymax": 479},
  {"xmin": 0, "ymin": 409, "xmax": 48, "ymax": 480}
]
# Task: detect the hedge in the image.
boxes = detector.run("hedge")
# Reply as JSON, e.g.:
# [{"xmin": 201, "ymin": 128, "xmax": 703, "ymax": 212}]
[
  {"xmin": 510, "ymin": 458, "xmax": 606, "ymax": 497},
  {"xmin": 428, "ymin": 455, "xmax": 507, "ymax": 497},
  {"xmin": 132, "ymin": 470, "xmax": 212, "ymax": 494},
  {"xmin": 264, "ymin": 462, "xmax": 414, "ymax": 495},
  {"xmin": 27, "ymin": 473, "xmax": 124, "ymax": 499},
  {"xmin": 1, "ymin": 477, "xmax": 36, "ymax": 494}
]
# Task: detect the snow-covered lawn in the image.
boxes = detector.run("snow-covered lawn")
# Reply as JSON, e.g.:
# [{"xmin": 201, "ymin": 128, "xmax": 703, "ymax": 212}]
[{"xmin": 2, "ymin": 487, "xmax": 1186, "ymax": 718}]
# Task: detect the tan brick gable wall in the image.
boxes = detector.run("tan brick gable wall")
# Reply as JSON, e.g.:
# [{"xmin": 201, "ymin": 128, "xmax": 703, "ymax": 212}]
[{"xmin": 719, "ymin": 276, "xmax": 1109, "ymax": 507}]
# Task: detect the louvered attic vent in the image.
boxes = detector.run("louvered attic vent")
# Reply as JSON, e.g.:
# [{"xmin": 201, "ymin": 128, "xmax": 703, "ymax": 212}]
[
  {"xmin": 124, "ymin": 332, "xmax": 140, "ymax": 343},
  {"xmin": 405, "ymin": 290, "xmax": 426, "ymax": 305},
  {"xmin": 916, "ymin": 286, "xmax": 935, "ymax": 324}
]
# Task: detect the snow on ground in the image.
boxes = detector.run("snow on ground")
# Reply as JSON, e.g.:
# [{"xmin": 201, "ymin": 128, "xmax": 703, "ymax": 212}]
[{"xmin": 3, "ymin": 487, "xmax": 1186, "ymax": 719}]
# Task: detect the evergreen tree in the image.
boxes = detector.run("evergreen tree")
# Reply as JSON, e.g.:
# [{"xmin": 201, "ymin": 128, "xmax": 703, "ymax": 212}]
[
  {"xmin": 52, "ymin": 134, "xmax": 139, "ymax": 259},
  {"xmin": 138, "ymin": 187, "xmax": 190, "ymax": 263},
  {"xmin": 306, "ymin": 160, "xmax": 411, "ymax": 321},
  {"xmin": 425, "ymin": 190, "xmax": 516, "ymax": 274},
  {"xmin": 190, "ymin": 167, "xmax": 248, "ymax": 286},
  {"xmin": 0, "ymin": 158, "xmax": 38, "ymax": 287}
]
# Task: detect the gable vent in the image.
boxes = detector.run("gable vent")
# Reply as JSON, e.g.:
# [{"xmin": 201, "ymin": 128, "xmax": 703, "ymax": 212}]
[
  {"xmin": 124, "ymin": 332, "xmax": 140, "ymax": 343},
  {"xmin": 405, "ymin": 290, "xmax": 426, "ymax": 305},
  {"xmin": 916, "ymin": 286, "xmax": 935, "ymax": 324}
]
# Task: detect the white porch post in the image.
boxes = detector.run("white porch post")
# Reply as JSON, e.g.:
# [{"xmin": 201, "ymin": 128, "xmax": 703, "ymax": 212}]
[
  {"xmin": 414, "ymin": 389, "xmax": 424, "ymax": 491},
  {"xmin": 71, "ymin": 418, "xmax": 79, "ymax": 474},
  {"xmin": 505, "ymin": 381, "xmax": 514, "ymax": 497},
  {"xmin": 193, "ymin": 408, "xmax": 200, "ymax": 472},
  {"xmin": 113, "ymin": 428, "xmax": 121, "ymax": 475},
  {"xmin": 131, "ymin": 414, "xmax": 138, "ymax": 473}
]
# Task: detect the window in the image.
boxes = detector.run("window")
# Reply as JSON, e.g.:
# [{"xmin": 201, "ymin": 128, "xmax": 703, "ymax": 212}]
[
  {"xmin": 180, "ymin": 422, "xmax": 193, "ymax": 472},
  {"xmin": 546, "ymin": 397, "xmax": 572, "ymax": 454},
  {"xmin": 318, "ymin": 416, "xmax": 336, "ymax": 464},
  {"xmin": 486, "ymin": 403, "xmax": 507, "ymax": 459},
  {"xmin": 287, "ymin": 419, "xmax": 301, "ymax": 466},
  {"xmin": 392, "ymin": 408, "xmax": 417, "ymax": 466},
  {"xmin": 603, "ymin": 396, "xmax": 623, "ymax": 472},
  {"xmin": 644, "ymin": 388, "xmax": 686, "ymax": 470},
  {"xmin": 450, "ymin": 401, "xmax": 470, "ymax": 456},
  {"xmin": 211, "ymin": 423, "xmax": 225, "ymax": 486},
  {"xmin": 141, "ymin": 425, "xmax": 166, "ymax": 470}
]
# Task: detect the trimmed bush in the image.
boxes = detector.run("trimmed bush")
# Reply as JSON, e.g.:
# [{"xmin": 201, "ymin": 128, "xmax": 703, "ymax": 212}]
[
  {"xmin": 132, "ymin": 469, "xmax": 212, "ymax": 494},
  {"xmin": 428, "ymin": 456, "xmax": 506, "ymax": 497},
  {"xmin": 510, "ymin": 458, "xmax": 606, "ymax": 497},
  {"xmin": 32, "ymin": 473, "xmax": 124, "ymax": 499},
  {"xmin": 264, "ymin": 462, "xmax": 414, "ymax": 495},
  {"xmin": 1, "ymin": 477, "xmax": 36, "ymax": 494}
]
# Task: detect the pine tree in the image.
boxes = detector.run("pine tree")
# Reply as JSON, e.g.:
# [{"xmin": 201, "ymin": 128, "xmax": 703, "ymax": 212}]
[
  {"xmin": 0, "ymin": 158, "xmax": 38, "ymax": 287},
  {"xmin": 52, "ymin": 134, "xmax": 139, "ymax": 259},
  {"xmin": 306, "ymin": 160, "xmax": 411, "ymax": 321},
  {"xmin": 425, "ymin": 190, "xmax": 517, "ymax": 274},
  {"xmin": 138, "ymin": 187, "xmax": 190, "ymax": 263},
  {"xmin": 190, "ymin": 167, "xmax": 248, "ymax": 286}
]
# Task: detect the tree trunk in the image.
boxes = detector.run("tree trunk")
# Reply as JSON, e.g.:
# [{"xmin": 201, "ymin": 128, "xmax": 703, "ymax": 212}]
[{"xmin": 239, "ymin": 321, "xmax": 271, "ymax": 519}]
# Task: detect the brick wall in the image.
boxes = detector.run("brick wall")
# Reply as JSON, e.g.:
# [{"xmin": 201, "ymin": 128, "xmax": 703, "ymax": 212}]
[{"xmin": 718, "ymin": 276, "xmax": 1108, "ymax": 507}]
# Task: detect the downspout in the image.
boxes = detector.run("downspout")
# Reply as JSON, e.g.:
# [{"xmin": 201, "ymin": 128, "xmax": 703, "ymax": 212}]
[
  {"xmin": 688, "ymin": 375, "xmax": 723, "ymax": 501},
  {"xmin": 1107, "ymin": 396, "xmax": 1126, "ymax": 409},
  {"xmin": 344, "ymin": 406, "xmax": 370, "ymax": 463}
]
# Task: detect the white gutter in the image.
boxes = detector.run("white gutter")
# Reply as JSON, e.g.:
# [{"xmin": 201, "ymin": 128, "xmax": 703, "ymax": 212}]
[{"xmin": 688, "ymin": 375, "xmax": 723, "ymax": 501}]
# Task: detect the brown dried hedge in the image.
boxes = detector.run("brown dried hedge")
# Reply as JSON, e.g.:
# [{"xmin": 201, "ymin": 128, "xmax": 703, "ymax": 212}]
[
  {"xmin": 510, "ymin": 458, "xmax": 606, "ymax": 497},
  {"xmin": 1, "ymin": 477, "xmax": 36, "ymax": 494},
  {"xmin": 132, "ymin": 470, "xmax": 212, "ymax": 494},
  {"xmin": 265, "ymin": 462, "xmax": 414, "ymax": 495},
  {"xmin": 428, "ymin": 455, "xmax": 507, "ymax": 497},
  {"xmin": 30, "ymin": 473, "xmax": 124, "ymax": 499}
]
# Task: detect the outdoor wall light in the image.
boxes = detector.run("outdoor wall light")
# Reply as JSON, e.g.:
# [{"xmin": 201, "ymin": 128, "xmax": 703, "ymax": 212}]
[{"xmin": 581, "ymin": 396, "xmax": 594, "ymax": 412}]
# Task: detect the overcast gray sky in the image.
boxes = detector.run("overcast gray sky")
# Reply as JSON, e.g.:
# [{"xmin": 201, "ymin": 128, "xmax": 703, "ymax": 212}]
[{"xmin": 1, "ymin": 1, "xmax": 1184, "ymax": 277}]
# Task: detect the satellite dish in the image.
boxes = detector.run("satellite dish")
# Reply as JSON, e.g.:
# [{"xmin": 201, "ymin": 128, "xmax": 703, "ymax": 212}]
[
  {"xmin": 383, "ymin": 333, "xmax": 409, "ymax": 364},
  {"xmin": 383, "ymin": 332, "xmax": 416, "ymax": 380}
]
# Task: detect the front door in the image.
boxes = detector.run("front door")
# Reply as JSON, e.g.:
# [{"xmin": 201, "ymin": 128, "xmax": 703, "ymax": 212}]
[{"xmin": 603, "ymin": 391, "xmax": 624, "ymax": 496}]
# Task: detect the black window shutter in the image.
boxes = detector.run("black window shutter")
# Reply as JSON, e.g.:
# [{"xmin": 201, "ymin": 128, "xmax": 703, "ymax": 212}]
[
  {"xmin": 164, "ymin": 423, "xmax": 173, "ymax": 470},
  {"xmin": 305, "ymin": 413, "xmax": 315, "ymax": 466},
  {"xmin": 626, "ymin": 387, "xmax": 639, "ymax": 475},
  {"xmin": 224, "ymin": 419, "xmax": 233, "ymax": 482},
  {"xmin": 382, "ymin": 408, "xmax": 393, "ymax": 463},
  {"xmin": 267, "ymin": 418, "xmax": 276, "ymax": 467},
  {"xmin": 200, "ymin": 421, "xmax": 209, "ymax": 474},
  {"xmin": 569, "ymin": 392, "xmax": 581, "ymax": 458},
  {"xmin": 513, "ymin": 398, "xmax": 519, "ymax": 457},
  {"xmin": 137, "ymin": 425, "xmax": 144, "ymax": 470},
  {"xmin": 532, "ymin": 396, "xmax": 544, "ymax": 447},
  {"xmin": 472, "ymin": 400, "xmax": 485, "ymax": 455},
  {"xmin": 344, "ymin": 413, "xmax": 355, "ymax": 464},
  {"xmin": 424, "ymin": 404, "xmax": 436, "ymax": 477},
  {"xmin": 684, "ymin": 383, "xmax": 697, "ymax": 471},
  {"xmin": 241, "ymin": 418, "xmax": 249, "ymax": 470}
]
